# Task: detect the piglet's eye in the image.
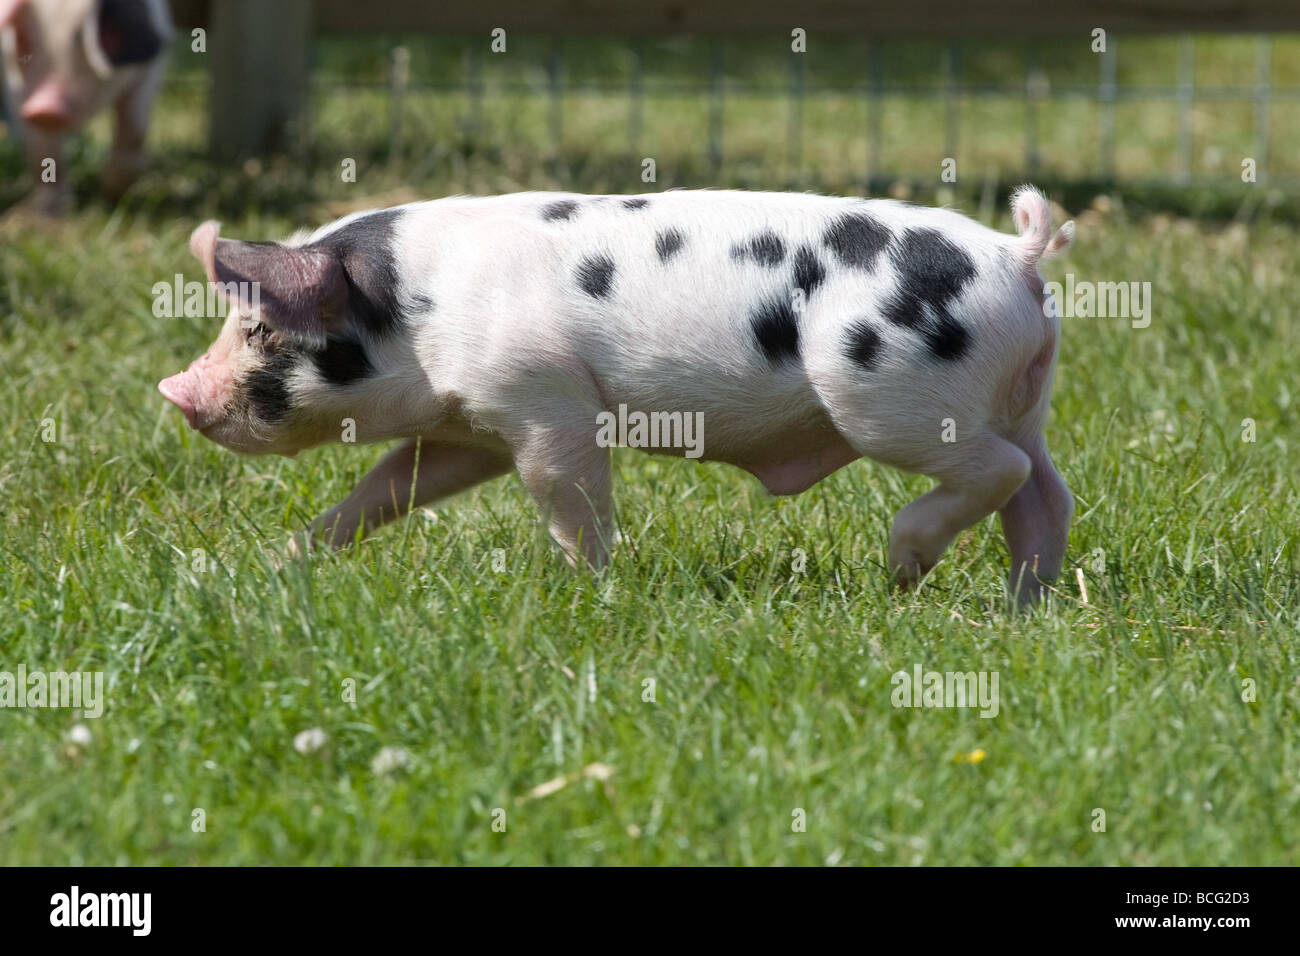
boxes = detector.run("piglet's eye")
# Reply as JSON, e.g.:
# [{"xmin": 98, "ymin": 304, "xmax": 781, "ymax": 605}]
[{"xmin": 246, "ymin": 321, "xmax": 272, "ymax": 343}]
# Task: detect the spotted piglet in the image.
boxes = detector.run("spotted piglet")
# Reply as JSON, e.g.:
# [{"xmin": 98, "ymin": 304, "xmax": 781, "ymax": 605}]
[{"xmin": 159, "ymin": 189, "xmax": 1075, "ymax": 603}]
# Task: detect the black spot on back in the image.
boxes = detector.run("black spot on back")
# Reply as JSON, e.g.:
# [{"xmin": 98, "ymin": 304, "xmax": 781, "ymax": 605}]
[
  {"xmin": 307, "ymin": 208, "xmax": 408, "ymax": 338},
  {"xmin": 622, "ymin": 198, "xmax": 649, "ymax": 210},
  {"xmin": 879, "ymin": 295, "xmax": 922, "ymax": 330},
  {"xmin": 881, "ymin": 228, "xmax": 977, "ymax": 361},
  {"xmin": 576, "ymin": 255, "xmax": 616, "ymax": 298},
  {"xmin": 893, "ymin": 228, "xmax": 978, "ymax": 306},
  {"xmin": 749, "ymin": 231, "xmax": 786, "ymax": 267},
  {"xmin": 656, "ymin": 229, "xmax": 684, "ymax": 263},
  {"xmin": 542, "ymin": 200, "xmax": 579, "ymax": 222},
  {"xmin": 823, "ymin": 211, "xmax": 891, "ymax": 270},
  {"xmin": 845, "ymin": 320, "xmax": 883, "ymax": 371},
  {"xmin": 922, "ymin": 315, "xmax": 969, "ymax": 360},
  {"xmin": 792, "ymin": 245, "xmax": 826, "ymax": 296},
  {"xmin": 243, "ymin": 350, "xmax": 297, "ymax": 424},
  {"xmin": 750, "ymin": 295, "xmax": 800, "ymax": 364},
  {"xmin": 311, "ymin": 337, "xmax": 373, "ymax": 386},
  {"xmin": 732, "ymin": 230, "xmax": 787, "ymax": 267}
]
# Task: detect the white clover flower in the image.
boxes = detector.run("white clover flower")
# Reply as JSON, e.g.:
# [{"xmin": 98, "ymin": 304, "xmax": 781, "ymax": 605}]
[
  {"xmin": 293, "ymin": 728, "xmax": 328, "ymax": 754},
  {"xmin": 371, "ymin": 746, "xmax": 410, "ymax": 775}
]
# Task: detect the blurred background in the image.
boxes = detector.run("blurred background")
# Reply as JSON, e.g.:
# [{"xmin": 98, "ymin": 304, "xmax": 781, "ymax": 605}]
[{"xmin": 3, "ymin": 0, "xmax": 1298, "ymax": 218}]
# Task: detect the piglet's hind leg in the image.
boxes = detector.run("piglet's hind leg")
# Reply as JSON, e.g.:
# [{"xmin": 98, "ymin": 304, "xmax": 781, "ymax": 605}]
[
  {"xmin": 999, "ymin": 437, "xmax": 1074, "ymax": 606},
  {"xmin": 888, "ymin": 432, "xmax": 1032, "ymax": 587}
]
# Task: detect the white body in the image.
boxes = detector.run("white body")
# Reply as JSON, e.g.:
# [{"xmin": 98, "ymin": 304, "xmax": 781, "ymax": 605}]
[
  {"xmin": 342, "ymin": 192, "xmax": 1047, "ymax": 484},
  {"xmin": 162, "ymin": 188, "xmax": 1076, "ymax": 602}
]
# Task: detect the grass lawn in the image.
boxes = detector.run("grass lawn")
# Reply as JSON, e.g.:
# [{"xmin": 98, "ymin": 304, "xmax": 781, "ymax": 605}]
[{"xmin": 1, "ymin": 34, "xmax": 1297, "ymax": 865}]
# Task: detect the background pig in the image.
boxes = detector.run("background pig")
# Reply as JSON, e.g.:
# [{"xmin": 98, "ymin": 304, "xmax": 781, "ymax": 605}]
[
  {"xmin": 160, "ymin": 189, "xmax": 1075, "ymax": 603},
  {"xmin": 0, "ymin": 0, "xmax": 172, "ymax": 214}
]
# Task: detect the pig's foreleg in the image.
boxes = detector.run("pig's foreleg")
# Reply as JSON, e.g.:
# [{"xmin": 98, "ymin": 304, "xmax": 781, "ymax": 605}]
[
  {"xmin": 104, "ymin": 59, "xmax": 166, "ymax": 202},
  {"xmin": 513, "ymin": 424, "xmax": 616, "ymax": 570},
  {"xmin": 299, "ymin": 438, "xmax": 512, "ymax": 552}
]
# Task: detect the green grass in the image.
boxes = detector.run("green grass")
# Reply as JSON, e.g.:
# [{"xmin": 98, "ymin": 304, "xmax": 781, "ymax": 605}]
[{"xmin": 1, "ymin": 35, "xmax": 1298, "ymax": 865}]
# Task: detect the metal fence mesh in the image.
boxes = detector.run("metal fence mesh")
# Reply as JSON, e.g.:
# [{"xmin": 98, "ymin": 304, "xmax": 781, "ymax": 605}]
[{"xmin": 156, "ymin": 33, "xmax": 1299, "ymax": 190}]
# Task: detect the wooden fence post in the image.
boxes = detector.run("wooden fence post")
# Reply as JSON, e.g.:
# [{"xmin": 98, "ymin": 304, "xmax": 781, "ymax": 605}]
[{"xmin": 209, "ymin": 0, "xmax": 313, "ymax": 159}]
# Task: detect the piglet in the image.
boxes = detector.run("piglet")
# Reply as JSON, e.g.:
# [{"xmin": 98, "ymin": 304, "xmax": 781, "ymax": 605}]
[
  {"xmin": 159, "ymin": 189, "xmax": 1075, "ymax": 603},
  {"xmin": 1, "ymin": 0, "xmax": 172, "ymax": 214}
]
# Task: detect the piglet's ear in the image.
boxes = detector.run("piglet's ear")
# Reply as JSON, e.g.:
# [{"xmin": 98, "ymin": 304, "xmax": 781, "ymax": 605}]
[
  {"xmin": 190, "ymin": 221, "xmax": 222, "ymax": 282},
  {"xmin": 190, "ymin": 221, "xmax": 349, "ymax": 340}
]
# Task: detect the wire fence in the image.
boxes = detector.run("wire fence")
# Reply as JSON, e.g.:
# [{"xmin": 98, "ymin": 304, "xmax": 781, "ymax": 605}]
[{"xmin": 145, "ymin": 32, "xmax": 1300, "ymax": 194}]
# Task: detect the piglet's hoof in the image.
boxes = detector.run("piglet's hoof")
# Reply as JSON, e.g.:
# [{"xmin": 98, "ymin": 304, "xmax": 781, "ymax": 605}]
[{"xmin": 282, "ymin": 531, "xmax": 317, "ymax": 565}]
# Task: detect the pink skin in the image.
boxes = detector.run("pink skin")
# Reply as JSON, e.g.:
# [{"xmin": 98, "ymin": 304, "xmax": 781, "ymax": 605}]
[
  {"xmin": 157, "ymin": 222, "xmax": 236, "ymax": 430},
  {"xmin": 158, "ymin": 349, "xmax": 234, "ymax": 431},
  {"xmin": 19, "ymin": 78, "xmax": 74, "ymax": 129}
]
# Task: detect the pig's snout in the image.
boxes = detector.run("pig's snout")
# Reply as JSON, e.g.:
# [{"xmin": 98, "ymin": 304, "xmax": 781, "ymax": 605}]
[
  {"xmin": 158, "ymin": 373, "xmax": 199, "ymax": 429},
  {"xmin": 21, "ymin": 83, "xmax": 75, "ymax": 132},
  {"xmin": 159, "ymin": 355, "xmax": 232, "ymax": 431}
]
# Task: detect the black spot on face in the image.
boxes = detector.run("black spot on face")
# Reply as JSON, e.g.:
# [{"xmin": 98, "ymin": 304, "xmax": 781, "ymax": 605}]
[
  {"xmin": 751, "ymin": 295, "xmax": 800, "ymax": 364},
  {"xmin": 243, "ymin": 349, "xmax": 297, "ymax": 425},
  {"xmin": 882, "ymin": 228, "xmax": 977, "ymax": 361},
  {"xmin": 311, "ymin": 337, "xmax": 373, "ymax": 386},
  {"xmin": 731, "ymin": 230, "xmax": 787, "ymax": 267},
  {"xmin": 622, "ymin": 198, "xmax": 649, "ymax": 210},
  {"xmin": 792, "ymin": 245, "xmax": 825, "ymax": 296},
  {"xmin": 576, "ymin": 255, "xmax": 616, "ymax": 298},
  {"xmin": 656, "ymin": 229, "xmax": 684, "ymax": 263},
  {"xmin": 845, "ymin": 320, "xmax": 883, "ymax": 371},
  {"xmin": 542, "ymin": 200, "xmax": 579, "ymax": 222},
  {"xmin": 307, "ymin": 208, "xmax": 409, "ymax": 338},
  {"xmin": 823, "ymin": 211, "xmax": 891, "ymax": 270}
]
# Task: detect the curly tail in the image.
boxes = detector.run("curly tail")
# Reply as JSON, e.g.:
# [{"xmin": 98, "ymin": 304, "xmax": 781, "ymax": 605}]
[{"xmin": 1010, "ymin": 185, "xmax": 1074, "ymax": 263}]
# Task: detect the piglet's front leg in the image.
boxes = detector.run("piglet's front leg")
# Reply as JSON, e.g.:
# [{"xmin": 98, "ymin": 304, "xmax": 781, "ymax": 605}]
[
  {"xmin": 292, "ymin": 438, "xmax": 512, "ymax": 554},
  {"xmin": 104, "ymin": 63, "xmax": 167, "ymax": 202},
  {"xmin": 513, "ymin": 422, "xmax": 616, "ymax": 570}
]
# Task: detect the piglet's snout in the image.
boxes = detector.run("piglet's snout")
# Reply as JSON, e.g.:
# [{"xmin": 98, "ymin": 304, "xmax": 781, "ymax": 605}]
[
  {"xmin": 158, "ymin": 374, "xmax": 198, "ymax": 428},
  {"xmin": 158, "ymin": 355, "xmax": 231, "ymax": 430},
  {"xmin": 20, "ymin": 83, "xmax": 76, "ymax": 132}
]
